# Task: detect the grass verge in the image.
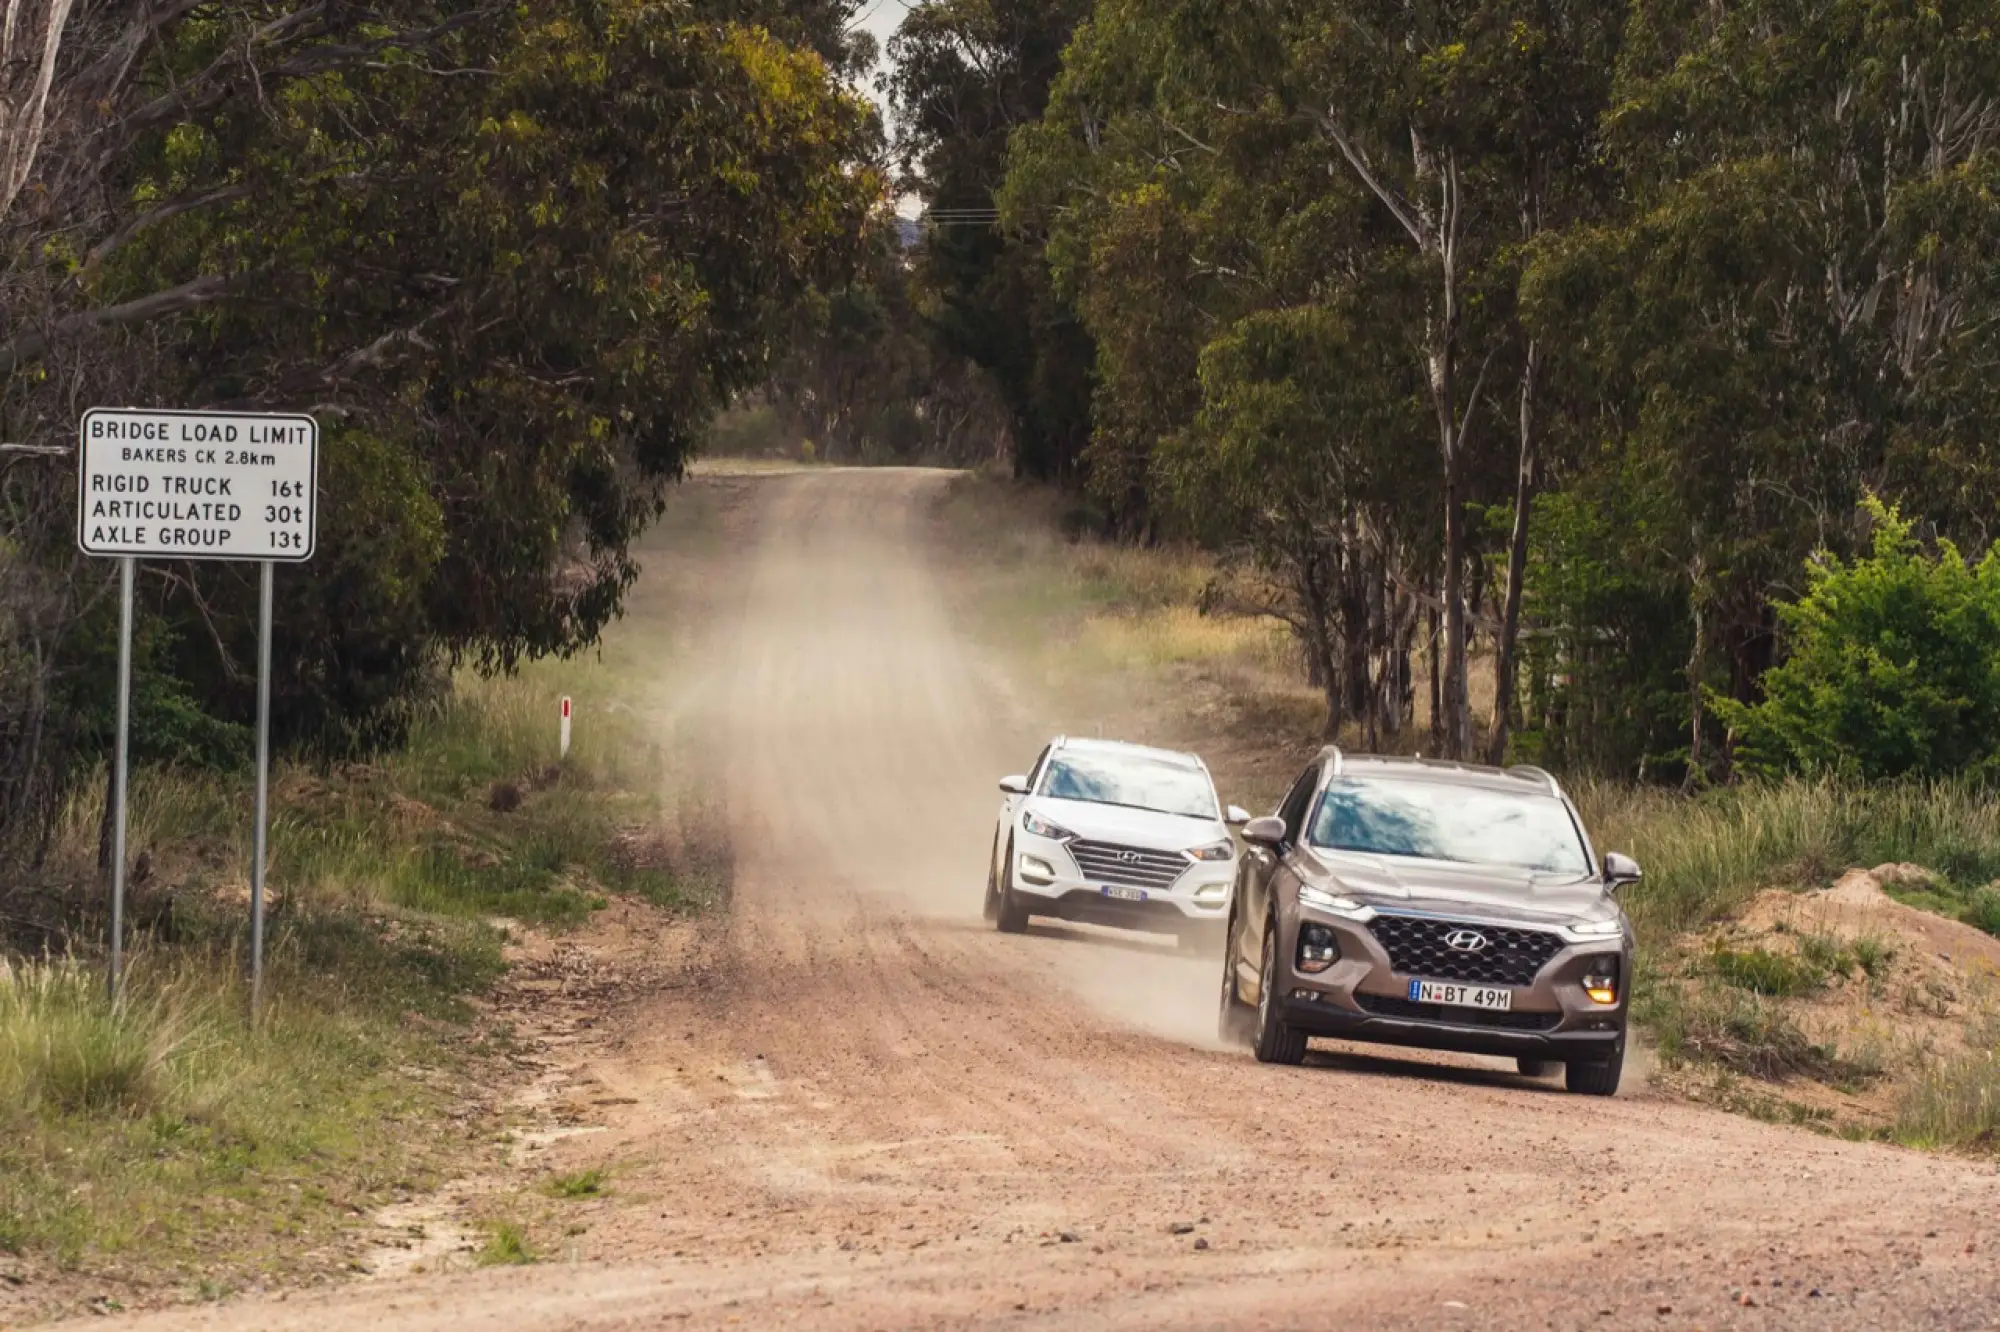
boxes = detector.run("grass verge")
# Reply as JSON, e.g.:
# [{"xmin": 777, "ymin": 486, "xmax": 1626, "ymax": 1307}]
[{"xmin": 0, "ymin": 497, "xmax": 724, "ymax": 1309}]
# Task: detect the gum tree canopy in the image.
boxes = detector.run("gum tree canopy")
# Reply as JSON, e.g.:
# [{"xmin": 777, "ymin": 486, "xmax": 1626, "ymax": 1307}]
[{"xmin": 0, "ymin": 0, "xmax": 880, "ymax": 846}]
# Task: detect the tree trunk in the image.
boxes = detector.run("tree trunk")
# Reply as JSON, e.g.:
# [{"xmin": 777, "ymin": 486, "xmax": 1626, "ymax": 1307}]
[
  {"xmin": 1686, "ymin": 549, "xmax": 1708, "ymax": 788},
  {"xmin": 1486, "ymin": 340, "xmax": 1538, "ymax": 765},
  {"xmin": 1426, "ymin": 602, "xmax": 1443, "ymax": 755}
]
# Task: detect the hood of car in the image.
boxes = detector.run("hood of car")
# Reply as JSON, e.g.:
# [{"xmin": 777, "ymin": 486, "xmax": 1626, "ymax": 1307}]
[
  {"xmin": 1029, "ymin": 796, "xmax": 1225, "ymax": 850},
  {"xmin": 1303, "ymin": 847, "xmax": 1615, "ymax": 924}
]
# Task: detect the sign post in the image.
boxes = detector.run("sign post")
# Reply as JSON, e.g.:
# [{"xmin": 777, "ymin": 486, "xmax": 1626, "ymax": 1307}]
[
  {"xmin": 560, "ymin": 696, "xmax": 572, "ymax": 759},
  {"xmin": 78, "ymin": 408, "xmax": 318, "ymax": 1015},
  {"xmin": 109, "ymin": 556, "xmax": 134, "ymax": 1001}
]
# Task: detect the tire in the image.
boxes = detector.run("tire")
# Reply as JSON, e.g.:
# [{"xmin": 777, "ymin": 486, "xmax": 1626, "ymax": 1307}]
[
  {"xmin": 1564, "ymin": 1027, "xmax": 1626, "ymax": 1096},
  {"xmin": 1250, "ymin": 915, "xmax": 1308, "ymax": 1066},
  {"xmin": 1516, "ymin": 1058, "xmax": 1556, "ymax": 1079},
  {"xmin": 982, "ymin": 830, "xmax": 1003, "ymax": 923},
  {"xmin": 993, "ymin": 834, "xmax": 1030, "ymax": 934},
  {"xmin": 1216, "ymin": 914, "xmax": 1255, "ymax": 1047}
]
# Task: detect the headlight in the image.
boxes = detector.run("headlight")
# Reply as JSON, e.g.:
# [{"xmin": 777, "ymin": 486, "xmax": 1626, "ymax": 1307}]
[
  {"xmin": 1186, "ymin": 840, "xmax": 1234, "ymax": 862},
  {"xmin": 1568, "ymin": 918, "xmax": 1623, "ymax": 938},
  {"xmin": 1297, "ymin": 884, "xmax": 1364, "ymax": 914},
  {"xmin": 1021, "ymin": 810, "xmax": 1074, "ymax": 840}
]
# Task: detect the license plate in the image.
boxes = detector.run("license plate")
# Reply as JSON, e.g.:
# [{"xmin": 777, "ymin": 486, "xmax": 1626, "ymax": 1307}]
[
  {"xmin": 1408, "ymin": 979, "xmax": 1514, "ymax": 1011},
  {"xmin": 1100, "ymin": 885, "xmax": 1147, "ymax": 902}
]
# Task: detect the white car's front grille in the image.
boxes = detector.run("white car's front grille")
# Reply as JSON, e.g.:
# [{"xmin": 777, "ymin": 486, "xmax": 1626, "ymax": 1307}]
[{"xmin": 1068, "ymin": 839, "xmax": 1189, "ymax": 890}]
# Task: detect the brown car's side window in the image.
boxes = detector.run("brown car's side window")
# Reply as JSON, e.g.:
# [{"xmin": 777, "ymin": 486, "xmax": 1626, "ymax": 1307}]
[{"xmin": 1277, "ymin": 765, "xmax": 1320, "ymax": 847}]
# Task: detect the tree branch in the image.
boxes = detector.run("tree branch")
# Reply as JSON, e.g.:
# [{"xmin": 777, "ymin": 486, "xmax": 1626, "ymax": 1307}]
[
  {"xmin": 81, "ymin": 184, "xmax": 250, "ymax": 274},
  {"xmin": 1319, "ymin": 109, "xmax": 1428, "ymax": 250},
  {"xmin": 0, "ymin": 273, "xmax": 228, "ymax": 373}
]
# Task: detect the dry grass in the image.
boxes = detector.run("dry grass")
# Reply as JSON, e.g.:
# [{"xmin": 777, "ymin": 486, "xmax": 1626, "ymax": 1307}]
[{"xmin": 0, "ymin": 485, "xmax": 728, "ymax": 1308}]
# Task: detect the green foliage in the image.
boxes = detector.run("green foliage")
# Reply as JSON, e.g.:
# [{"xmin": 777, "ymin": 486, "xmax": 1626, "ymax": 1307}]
[
  {"xmin": 477, "ymin": 1221, "xmax": 537, "ymax": 1267},
  {"xmin": 1895, "ymin": 1048, "xmax": 2000, "ymax": 1151},
  {"xmin": 889, "ymin": 0, "xmax": 1097, "ymax": 486},
  {"xmin": 545, "ymin": 1169, "xmax": 608, "ymax": 1199},
  {"xmin": 1714, "ymin": 498, "xmax": 2000, "ymax": 781},
  {"xmin": 1640, "ymin": 979, "xmax": 1846, "ymax": 1081},
  {"xmin": 1969, "ymin": 889, "xmax": 2000, "ymax": 939},
  {"xmin": 1709, "ymin": 945, "xmax": 1824, "ymax": 998}
]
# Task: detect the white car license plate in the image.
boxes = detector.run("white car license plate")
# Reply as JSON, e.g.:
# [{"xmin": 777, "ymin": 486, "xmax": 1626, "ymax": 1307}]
[
  {"xmin": 1408, "ymin": 979, "xmax": 1513, "ymax": 1011},
  {"xmin": 1100, "ymin": 885, "xmax": 1147, "ymax": 902}
]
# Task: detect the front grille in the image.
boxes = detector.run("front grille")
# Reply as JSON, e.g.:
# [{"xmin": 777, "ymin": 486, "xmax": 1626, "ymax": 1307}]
[
  {"xmin": 1366, "ymin": 914, "xmax": 1564, "ymax": 988},
  {"xmin": 1354, "ymin": 993, "xmax": 1561, "ymax": 1032},
  {"xmin": 1067, "ymin": 839, "xmax": 1189, "ymax": 890}
]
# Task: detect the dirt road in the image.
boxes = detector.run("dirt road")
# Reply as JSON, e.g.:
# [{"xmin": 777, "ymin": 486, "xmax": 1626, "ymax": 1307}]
[{"xmin": 99, "ymin": 469, "xmax": 2000, "ymax": 1330}]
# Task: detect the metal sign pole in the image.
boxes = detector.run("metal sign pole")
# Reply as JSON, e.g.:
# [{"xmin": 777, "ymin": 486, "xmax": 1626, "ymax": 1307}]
[
  {"xmin": 251, "ymin": 560, "xmax": 274, "ymax": 1023},
  {"xmin": 109, "ymin": 555, "xmax": 135, "ymax": 1002}
]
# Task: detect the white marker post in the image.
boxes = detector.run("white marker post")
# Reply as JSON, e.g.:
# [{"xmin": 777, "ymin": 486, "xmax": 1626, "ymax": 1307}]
[
  {"xmin": 560, "ymin": 696, "xmax": 572, "ymax": 760},
  {"xmin": 78, "ymin": 408, "xmax": 318, "ymax": 1016}
]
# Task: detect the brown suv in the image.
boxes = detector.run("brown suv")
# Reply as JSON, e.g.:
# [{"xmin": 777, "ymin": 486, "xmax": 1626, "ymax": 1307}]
[{"xmin": 1217, "ymin": 748, "xmax": 1640, "ymax": 1095}]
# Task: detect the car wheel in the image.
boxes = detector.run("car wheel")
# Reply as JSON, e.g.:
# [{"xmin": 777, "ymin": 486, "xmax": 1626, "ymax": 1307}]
[
  {"xmin": 1216, "ymin": 915, "xmax": 1255, "ymax": 1047},
  {"xmin": 1251, "ymin": 914, "xmax": 1307, "ymax": 1066},
  {"xmin": 994, "ymin": 834, "xmax": 1030, "ymax": 934},
  {"xmin": 1563, "ymin": 1027, "xmax": 1625, "ymax": 1096},
  {"xmin": 982, "ymin": 829, "xmax": 1002, "ymax": 922},
  {"xmin": 1516, "ymin": 1058, "xmax": 1556, "ymax": 1079}
]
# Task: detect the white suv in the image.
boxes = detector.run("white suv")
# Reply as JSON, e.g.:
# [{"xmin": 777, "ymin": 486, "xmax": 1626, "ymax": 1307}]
[{"xmin": 984, "ymin": 736, "xmax": 1249, "ymax": 950}]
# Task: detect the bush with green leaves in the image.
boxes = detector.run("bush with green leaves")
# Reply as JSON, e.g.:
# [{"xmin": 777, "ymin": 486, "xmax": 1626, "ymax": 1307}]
[{"xmin": 1714, "ymin": 498, "xmax": 2000, "ymax": 781}]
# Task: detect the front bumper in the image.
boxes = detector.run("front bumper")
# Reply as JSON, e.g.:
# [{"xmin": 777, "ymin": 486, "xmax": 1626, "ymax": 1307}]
[
  {"xmin": 1275, "ymin": 901, "xmax": 1630, "ymax": 1060},
  {"xmin": 1011, "ymin": 834, "xmax": 1233, "ymax": 930}
]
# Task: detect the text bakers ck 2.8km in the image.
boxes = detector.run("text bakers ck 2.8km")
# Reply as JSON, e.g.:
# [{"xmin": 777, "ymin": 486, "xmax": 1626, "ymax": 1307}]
[{"xmin": 76, "ymin": 408, "xmax": 319, "ymax": 561}]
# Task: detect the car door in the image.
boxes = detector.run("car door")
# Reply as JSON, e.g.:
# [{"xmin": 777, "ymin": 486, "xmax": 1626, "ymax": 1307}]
[{"xmin": 1235, "ymin": 761, "xmax": 1322, "ymax": 985}]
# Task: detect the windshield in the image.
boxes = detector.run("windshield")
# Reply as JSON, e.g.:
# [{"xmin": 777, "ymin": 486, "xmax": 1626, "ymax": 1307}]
[
  {"xmin": 1307, "ymin": 777, "xmax": 1590, "ymax": 876},
  {"xmin": 1038, "ymin": 752, "xmax": 1218, "ymax": 820}
]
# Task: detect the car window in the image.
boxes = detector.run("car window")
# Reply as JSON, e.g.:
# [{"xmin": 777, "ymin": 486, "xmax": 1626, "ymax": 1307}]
[
  {"xmin": 1307, "ymin": 777, "xmax": 1591, "ymax": 876},
  {"xmin": 1025, "ymin": 745, "xmax": 1052, "ymax": 789},
  {"xmin": 1277, "ymin": 764, "xmax": 1320, "ymax": 843},
  {"xmin": 1037, "ymin": 751, "xmax": 1218, "ymax": 819}
]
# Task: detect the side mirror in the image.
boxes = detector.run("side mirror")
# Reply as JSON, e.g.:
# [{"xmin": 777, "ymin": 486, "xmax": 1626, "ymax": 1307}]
[
  {"xmin": 1225, "ymin": 804, "xmax": 1250, "ymax": 826},
  {"xmin": 999, "ymin": 775, "xmax": 1029, "ymax": 796},
  {"xmin": 1242, "ymin": 816, "xmax": 1286, "ymax": 848},
  {"xmin": 1603, "ymin": 852, "xmax": 1642, "ymax": 891}
]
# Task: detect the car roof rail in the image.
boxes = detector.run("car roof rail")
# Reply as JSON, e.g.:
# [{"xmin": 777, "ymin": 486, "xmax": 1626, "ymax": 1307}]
[
  {"xmin": 1054, "ymin": 733, "xmax": 1067, "ymax": 749},
  {"xmin": 1508, "ymin": 763, "xmax": 1561, "ymax": 796},
  {"xmin": 1327, "ymin": 744, "xmax": 1344, "ymax": 775}
]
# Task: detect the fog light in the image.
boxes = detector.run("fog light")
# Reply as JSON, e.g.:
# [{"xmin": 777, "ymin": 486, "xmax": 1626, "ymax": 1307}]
[
  {"xmin": 1195, "ymin": 882, "xmax": 1227, "ymax": 900},
  {"xmin": 1297, "ymin": 923, "xmax": 1340, "ymax": 974},
  {"xmin": 1018, "ymin": 854, "xmax": 1057, "ymax": 885},
  {"xmin": 1581, "ymin": 954, "xmax": 1619, "ymax": 1004}
]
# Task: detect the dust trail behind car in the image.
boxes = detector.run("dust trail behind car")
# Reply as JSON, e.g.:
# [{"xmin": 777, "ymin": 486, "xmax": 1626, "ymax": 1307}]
[{"xmin": 91, "ymin": 465, "xmax": 2000, "ymax": 1332}]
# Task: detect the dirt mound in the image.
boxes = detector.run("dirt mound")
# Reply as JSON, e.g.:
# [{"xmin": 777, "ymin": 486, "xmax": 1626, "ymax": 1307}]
[{"xmin": 1804, "ymin": 865, "xmax": 2000, "ymax": 980}]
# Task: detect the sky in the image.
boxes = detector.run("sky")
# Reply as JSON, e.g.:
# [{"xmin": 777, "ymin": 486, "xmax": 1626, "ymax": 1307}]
[{"xmin": 847, "ymin": 0, "xmax": 921, "ymax": 216}]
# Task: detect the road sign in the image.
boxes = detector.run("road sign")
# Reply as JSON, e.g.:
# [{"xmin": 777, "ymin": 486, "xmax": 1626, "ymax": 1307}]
[
  {"xmin": 79, "ymin": 407, "xmax": 317, "ymax": 1016},
  {"xmin": 77, "ymin": 408, "xmax": 318, "ymax": 562}
]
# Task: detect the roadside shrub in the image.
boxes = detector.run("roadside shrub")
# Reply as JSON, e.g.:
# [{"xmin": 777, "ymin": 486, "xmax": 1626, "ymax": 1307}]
[
  {"xmin": 1713, "ymin": 497, "xmax": 2000, "ymax": 781},
  {"xmin": 0, "ymin": 960, "xmax": 176, "ymax": 1117},
  {"xmin": 1641, "ymin": 982, "xmax": 1862, "ymax": 1083},
  {"xmin": 1710, "ymin": 946, "xmax": 1824, "ymax": 998},
  {"xmin": 1967, "ymin": 888, "xmax": 2000, "ymax": 938},
  {"xmin": 1895, "ymin": 1051, "xmax": 2000, "ymax": 1150}
]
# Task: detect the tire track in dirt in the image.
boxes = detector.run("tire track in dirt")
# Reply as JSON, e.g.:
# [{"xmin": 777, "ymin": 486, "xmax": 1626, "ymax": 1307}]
[{"xmin": 94, "ymin": 467, "xmax": 2000, "ymax": 1331}]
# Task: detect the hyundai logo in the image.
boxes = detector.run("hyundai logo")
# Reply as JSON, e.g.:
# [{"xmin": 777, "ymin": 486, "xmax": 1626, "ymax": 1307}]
[
  {"xmin": 1443, "ymin": 929, "xmax": 1489, "ymax": 953},
  {"xmin": 1117, "ymin": 850, "xmax": 1144, "ymax": 864}
]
